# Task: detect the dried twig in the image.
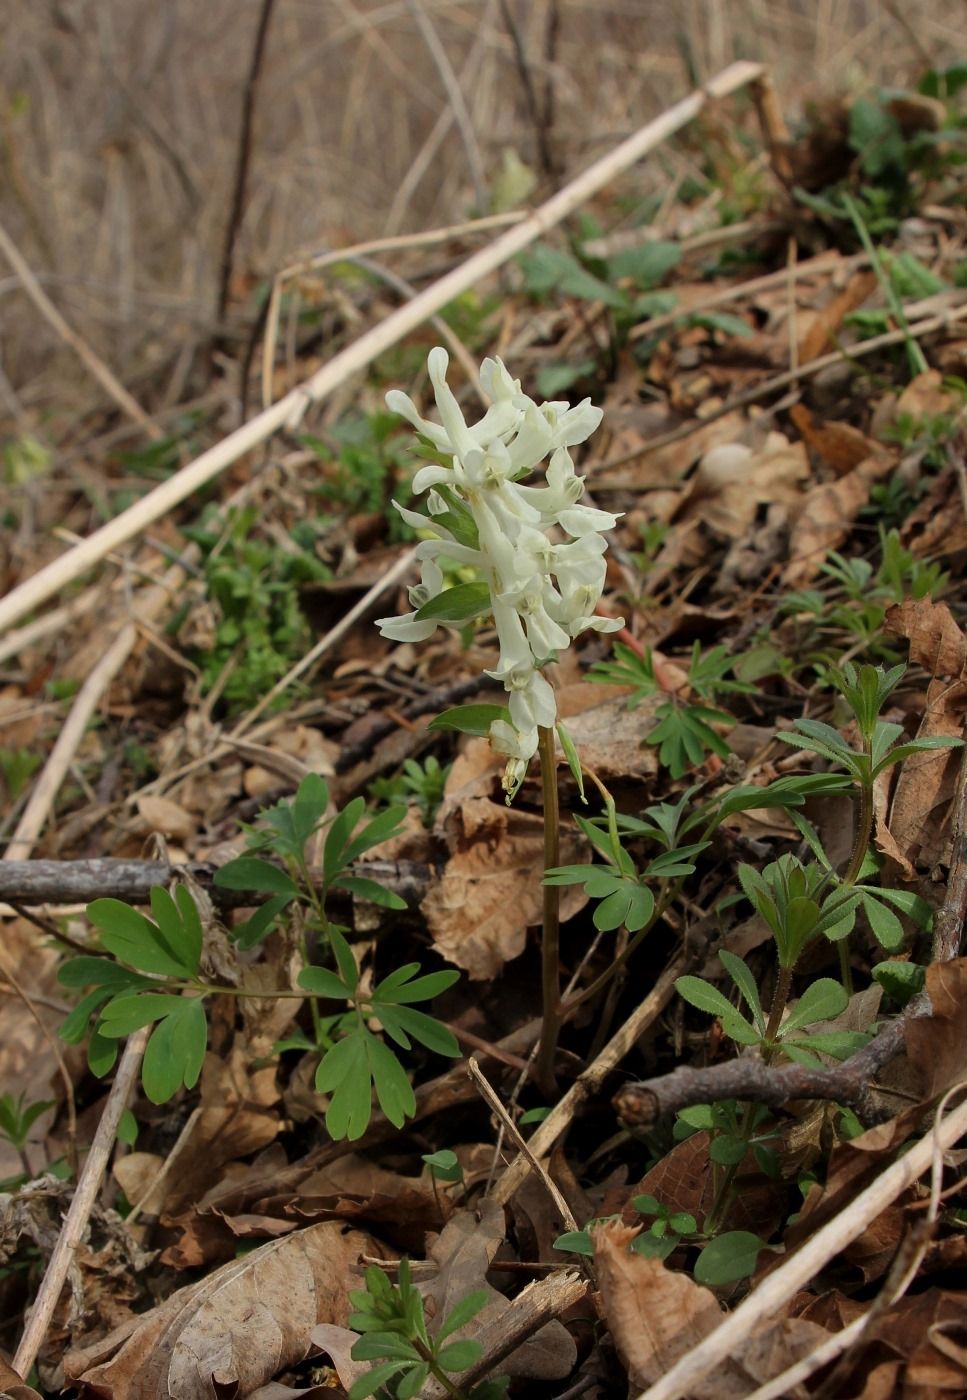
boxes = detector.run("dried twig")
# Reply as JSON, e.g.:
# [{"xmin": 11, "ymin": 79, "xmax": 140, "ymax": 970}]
[
  {"xmin": 406, "ymin": 0, "xmax": 486, "ymax": 210},
  {"xmin": 215, "ymin": 0, "xmax": 278, "ymax": 330},
  {"xmin": 613, "ymin": 1007, "xmax": 918, "ymax": 1127},
  {"xmin": 0, "ymin": 60, "xmax": 764, "ymax": 636},
  {"xmin": 12, "ymin": 1028, "xmax": 149, "ymax": 1377},
  {"xmin": 2, "ymin": 625, "xmax": 136, "ymax": 861},
  {"xmin": 422, "ymin": 1270, "xmax": 588, "ymax": 1400},
  {"xmin": 0, "ymin": 855, "xmax": 433, "ymax": 912}
]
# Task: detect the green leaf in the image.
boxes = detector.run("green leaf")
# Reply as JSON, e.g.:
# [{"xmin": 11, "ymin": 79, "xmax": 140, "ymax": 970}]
[
  {"xmin": 607, "ymin": 240, "xmax": 681, "ymax": 288},
  {"xmin": 233, "ymin": 893, "xmax": 293, "ymax": 949},
  {"xmin": 97, "ymin": 993, "xmax": 185, "ymax": 1037},
  {"xmin": 375, "ymin": 968, "xmax": 460, "ymax": 1004},
  {"xmin": 330, "ymin": 927, "xmax": 360, "ymax": 993},
  {"xmin": 429, "ymin": 703, "xmax": 510, "ymax": 737},
  {"xmin": 397, "ymin": 1363, "xmax": 431, "ymax": 1399},
  {"xmin": 150, "ymin": 886, "xmax": 201, "ymax": 976},
  {"xmin": 675, "ymin": 976, "xmax": 761, "ymax": 1046},
  {"xmin": 367, "ymin": 1034, "xmax": 417, "ymax": 1126},
  {"xmin": 518, "ymin": 244, "xmax": 627, "ymax": 309},
  {"xmin": 88, "ymin": 1028, "xmax": 117, "ymax": 1078},
  {"xmin": 718, "ymin": 950, "xmax": 765, "ymax": 1034},
  {"xmin": 778, "ymin": 978, "xmax": 848, "ymax": 1036},
  {"xmin": 709, "ymin": 1134, "xmax": 748, "ymax": 1166},
  {"xmin": 377, "ymin": 1005, "xmax": 459, "ymax": 1057},
  {"xmin": 556, "ymin": 721, "xmax": 586, "ymax": 803},
  {"xmin": 334, "ymin": 875, "xmax": 407, "ymax": 910},
  {"xmin": 414, "ymin": 582, "xmax": 493, "ymax": 623},
  {"xmin": 59, "ymin": 988, "xmax": 115, "ymax": 1044},
  {"xmin": 141, "ymin": 997, "xmax": 208, "ymax": 1104},
  {"xmin": 861, "ymin": 892, "xmax": 905, "ymax": 951},
  {"xmin": 437, "ymin": 1340, "xmax": 484, "ymax": 1372},
  {"xmin": 348, "ymin": 1361, "xmax": 411, "ymax": 1400},
  {"xmin": 57, "ymin": 957, "xmax": 152, "ymax": 991},
  {"xmin": 317, "ymin": 1031, "xmax": 373, "ymax": 1140},
  {"xmin": 214, "ymin": 857, "xmax": 300, "ymax": 897},
  {"xmin": 323, "ymin": 797, "xmax": 365, "ymax": 884},
  {"xmin": 88, "ymin": 898, "xmax": 191, "ymax": 978},
  {"xmin": 422, "ymin": 1149, "xmax": 463, "ymax": 1183},
  {"xmin": 694, "ymin": 1231, "xmax": 766, "ymax": 1286},
  {"xmin": 785, "ymin": 1030, "xmax": 870, "ymax": 1060},
  {"xmin": 872, "ymin": 735, "xmax": 963, "ymax": 778},
  {"xmin": 553, "ymin": 1230, "xmax": 594, "ymax": 1256},
  {"xmin": 299, "ymin": 965, "xmax": 352, "ymax": 999},
  {"xmin": 342, "ymin": 805, "xmax": 408, "ymax": 866},
  {"xmin": 872, "ymin": 959, "xmax": 925, "ymax": 1004},
  {"xmin": 438, "ymin": 1289, "xmax": 489, "ymax": 1340}
]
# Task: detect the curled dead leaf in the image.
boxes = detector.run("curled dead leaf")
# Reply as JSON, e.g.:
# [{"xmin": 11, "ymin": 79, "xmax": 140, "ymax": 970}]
[{"xmin": 66, "ymin": 1222, "xmax": 375, "ymax": 1399}]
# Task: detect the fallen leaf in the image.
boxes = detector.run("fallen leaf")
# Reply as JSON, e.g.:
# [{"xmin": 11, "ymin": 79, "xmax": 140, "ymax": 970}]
[
  {"xmin": 0, "ymin": 1359, "xmax": 44, "ymax": 1399},
  {"xmin": 593, "ymin": 1222, "xmax": 827, "ymax": 1393},
  {"xmin": 135, "ymin": 794, "xmax": 197, "ymax": 842},
  {"xmin": 423, "ymin": 798, "xmax": 587, "ymax": 979},
  {"xmin": 798, "ymin": 270, "xmax": 878, "ymax": 362},
  {"xmin": 905, "ymin": 959, "xmax": 967, "ymax": 1101},
  {"xmin": 421, "ymin": 1200, "xmax": 576, "ymax": 1380},
  {"xmin": 67, "ymin": 1222, "xmax": 375, "ymax": 1398},
  {"xmin": 886, "ymin": 598, "xmax": 967, "ymax": 680},
  {"xmin": 782, "ymin": 454, "xmax": 895, "ymax": 585},
  {"xmin": 882, "ymin": 599, "xmax": 966, "ymax": 868},
  {"xmin": 790, "ymin": 403, "xmax": 880, "ymax": 475}
]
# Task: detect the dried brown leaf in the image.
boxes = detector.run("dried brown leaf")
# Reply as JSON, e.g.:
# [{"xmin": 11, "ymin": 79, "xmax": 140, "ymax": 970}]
[
  {"xmin": 782, "ymin": 454, "xmax": 894, "ymax": 586},
  {"xmin": 885, "ymin": 599, "xmax": 967, "ymax": 681},
  {"xmin": 594, "ymin": 1223, "xmax": 829, "ymax": 1394},
  {"xmin": 67, "ymin": 1222, "xmax": 374, "ymax": 1399},
  {"xmin": 423, "ymin": 799, "xmax": 587, "ymax": 979},
  {"xmin": 906, "ymin": 958, "xmax": 967, "ymax": 1101},
  {"xmin": 421, "ymin": 1200, "xmax": 576, "ymax": 1380},
  {"xmin": 790, "ymin": 403, "xmax": 880, "ymax": 475},
  {"xmin": 134, "ymin": 794, "xmax": 197, "ymax": 842}
]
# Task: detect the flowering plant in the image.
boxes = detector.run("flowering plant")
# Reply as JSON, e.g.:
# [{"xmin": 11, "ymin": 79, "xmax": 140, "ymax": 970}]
[{"xmin": 377, "ymin": 347, "xmax": 623, "ymax": 796}]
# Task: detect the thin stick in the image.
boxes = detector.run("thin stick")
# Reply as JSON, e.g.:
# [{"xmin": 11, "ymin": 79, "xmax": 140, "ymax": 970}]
[
  {"xmin": 494, "ymin": 955, "xmax": 686, "ymax": 1205},
  {"xmin": 261, "ymin": 212, "xmax": 523, "ymax": 409},
  {"xmin": 468, "ymin": 1057, "xmax": 578, "ymax": 1232},
  {"xmin": 215, "ymin": 0, "xmax": 278, "ymax": 328},
  {"xmin": 0, "ymin": 60, "xmax": 765, "ymax": 636},
  {"xmin": 12, "ymin": 1028, "xmax": 149, "ymax": 1377},
  {"xmin": 0, "ymin": 217, "xmax": 160, "ymax": 439},
  {"xmin": 535, "ymin": 724, "xmax": 562, "ymax": 1093},
  {"xmin": 406, "ymin": 0, "xmax": 485, "ymax": 210},
  {"xmin": 2, "ymin": 624, "xmax": 136, "ymax": 861},
  {"xmin": 635, "ymin": 1094, "xmax": 967, "ymax": 1400}
]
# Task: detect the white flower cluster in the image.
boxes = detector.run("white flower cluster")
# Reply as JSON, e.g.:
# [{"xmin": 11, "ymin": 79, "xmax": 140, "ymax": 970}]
[{"xmin": 377, "ymin": 347, "xmax": 623, "ymax": 795}]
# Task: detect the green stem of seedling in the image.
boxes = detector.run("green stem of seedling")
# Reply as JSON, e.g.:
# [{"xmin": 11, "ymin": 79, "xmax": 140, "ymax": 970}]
[
  {"xmin": 764, "ymin": 963, "xmax": 795, "ymax": 1046},
  {"xmin": 413, "ymin": 1338, "xmax": 469, "ymax": 1400},
  {"xmin": 704, "ymin": 1103, "xmax": 756, "ymax": 1237},
  {"xmin": 535, "ymin": 724, "xmax": 562, "ymax": 1093},
  {"xmin": 295, "ymin": 854, "xmax": 330, "ymax": 1041},
  {"xmin": 836, "ymin": 763, "xmax": 874, "ymax": 997}
]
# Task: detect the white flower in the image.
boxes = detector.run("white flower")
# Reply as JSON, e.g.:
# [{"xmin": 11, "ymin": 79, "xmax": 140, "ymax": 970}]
[{"xmin": 379, "ymin": 348, "xmax": 623, "ymax": 796}]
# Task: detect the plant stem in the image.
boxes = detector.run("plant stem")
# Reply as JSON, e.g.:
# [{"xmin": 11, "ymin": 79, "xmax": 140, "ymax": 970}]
[
  {"xmin": 764, "ymin": 963, "xmax": 794, "ymax": 1046},
  {"xmin": 837, "ymin": 771, "xmax": 874, "ymax": 997},
  {"xmin": 535, "ymin": 724, "xmax": 562, "ymax": 1093},
  {"xmin": 413, "ymin": 1338, "xmax": 468, "ymax": 1400}
]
